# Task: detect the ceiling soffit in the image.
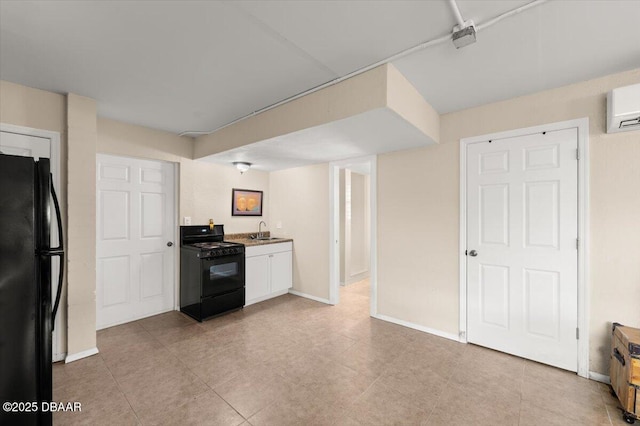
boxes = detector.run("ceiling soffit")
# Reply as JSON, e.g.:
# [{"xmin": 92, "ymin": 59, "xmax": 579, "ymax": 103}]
[{"xmin": 195, "ymin": 64, "xmax": 439, "ymax": 171}]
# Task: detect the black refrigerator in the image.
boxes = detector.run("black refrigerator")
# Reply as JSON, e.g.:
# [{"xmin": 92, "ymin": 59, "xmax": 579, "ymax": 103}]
[{"xmin": 0, "ymin": 154, "xmax": 64, "ymax": 425}]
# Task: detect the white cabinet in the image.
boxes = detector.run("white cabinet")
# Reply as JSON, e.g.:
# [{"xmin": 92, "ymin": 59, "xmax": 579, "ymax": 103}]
[{"xmin": 245, "ymin": 242, "xmax": 292, "ymax": 306}]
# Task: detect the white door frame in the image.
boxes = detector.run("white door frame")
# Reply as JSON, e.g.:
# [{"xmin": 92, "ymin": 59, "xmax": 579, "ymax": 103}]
[
  {"xmin": 329, "ymin": 155, "xmax": 377, "ymax": 315},
  {"xmin": 173, "ymin": 162, "xmax": 180, "ymax": 311},
  {"xmin": 1, "ymin": 122, "xmax": 64, "ymax": 362},
  {"xmin": 459, "ymin": 118, "xmax": 590, "ymax": 378}
]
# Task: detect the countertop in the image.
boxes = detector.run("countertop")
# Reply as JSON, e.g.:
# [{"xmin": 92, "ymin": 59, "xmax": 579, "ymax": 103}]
[{"xmin": 225, "ymin": 232, "xmax": 293, "ymax": 247}]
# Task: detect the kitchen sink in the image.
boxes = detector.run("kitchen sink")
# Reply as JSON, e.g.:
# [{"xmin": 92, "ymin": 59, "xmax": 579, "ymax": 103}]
[{"xmin": 255, "ymin": 237, "xmax": 283, "ymax": 241}]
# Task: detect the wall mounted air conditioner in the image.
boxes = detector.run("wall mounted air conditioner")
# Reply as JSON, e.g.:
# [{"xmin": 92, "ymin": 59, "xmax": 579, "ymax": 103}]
[{"xmin": 607, "ymin": 83, "xmax": 640, "ymax": 133}]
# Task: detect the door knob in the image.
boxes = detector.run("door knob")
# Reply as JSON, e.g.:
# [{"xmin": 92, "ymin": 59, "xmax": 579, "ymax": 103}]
[
  {"xmin": 469, "ymin": 250, "xmax": 478, "ymax": 257},
  {"xmin": 167, "ymin": 242, "xmax": 174, "ymax": 247}
]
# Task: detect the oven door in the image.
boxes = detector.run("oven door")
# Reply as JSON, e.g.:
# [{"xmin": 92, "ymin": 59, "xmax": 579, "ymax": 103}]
[{"xmin": 201, "ymin": 254, "xmax": 245, "ymax": 297}]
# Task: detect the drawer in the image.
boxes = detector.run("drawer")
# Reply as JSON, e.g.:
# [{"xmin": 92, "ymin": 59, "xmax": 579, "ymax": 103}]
[
  {"xmin": 245, "ymin": 241, "xmax": 292, "ymax": 258},
  {"xmin": 201, "ymin": 288, "xmax": 245, "ymax": 320},
  {"xmin": 632, "ymin": 357, "xmax": 640, "ymax": 386}
]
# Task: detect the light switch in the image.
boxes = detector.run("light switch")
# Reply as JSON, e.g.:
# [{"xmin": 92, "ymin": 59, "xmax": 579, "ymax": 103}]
[
  {"xmin": 276, "ymin": 221, "xmax": 282, "ymax": 229},
  {"xmin": 183, "ymin": 216, "xmax": 192, "ymax": 225}
]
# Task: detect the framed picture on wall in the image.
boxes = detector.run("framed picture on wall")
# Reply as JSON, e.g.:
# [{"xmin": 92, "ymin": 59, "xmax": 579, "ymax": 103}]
[{"xmin": 231, "ymin": 188, "xmax": 263, "ymax": 216}]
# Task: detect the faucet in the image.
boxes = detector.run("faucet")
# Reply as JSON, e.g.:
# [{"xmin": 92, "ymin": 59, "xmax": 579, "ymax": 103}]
[{"xmin": 258, "ymin": 221, "xmax": 267, "ymax": 239}]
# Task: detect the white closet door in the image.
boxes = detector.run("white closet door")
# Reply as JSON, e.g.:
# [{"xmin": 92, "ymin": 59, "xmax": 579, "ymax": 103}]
[
  {"xmin": 466, "ymin": 128, "xmax": 578, "ymax": 372},
  {"xmin": 96, "ymin": 154, "xmax": 175, "ymax": 329}
]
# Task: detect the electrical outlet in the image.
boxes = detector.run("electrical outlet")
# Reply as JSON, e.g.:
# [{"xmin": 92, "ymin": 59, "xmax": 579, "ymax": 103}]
[
  {"xmin": 183, "ymin": 216, "xmax": 192, "ymax": 226},
  {"xmin": 276, "ymin": 221, "xmax": 282, "ymax": 229}
]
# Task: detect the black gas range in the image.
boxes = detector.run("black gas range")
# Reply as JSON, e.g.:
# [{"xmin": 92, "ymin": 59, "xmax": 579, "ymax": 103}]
[{"xmin": 180, "ymin": 225, "xmax": 245, "ymax": 321}]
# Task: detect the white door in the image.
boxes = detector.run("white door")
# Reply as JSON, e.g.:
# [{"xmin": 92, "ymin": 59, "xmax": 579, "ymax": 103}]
[
  {"xmin": 0, "ymin": 129, "xmax": 64, "ymax": 362},
  {"xmin": 466, "ymin": 128, "xmax": 578, "ymax": 372},
  {"xmin": 96, "ymin": 154, "xmax": 175, "ymax": 329}
]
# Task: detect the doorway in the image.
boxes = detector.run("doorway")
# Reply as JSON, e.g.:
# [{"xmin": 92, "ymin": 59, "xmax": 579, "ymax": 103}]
[
  {"xmin": 330, "ymin": 156, "xmax": 377, "ymax": 315},
  {"xmin": 459, "ymin": 118, "xmax": 590, "ymax": 377},
  {"xmin": 340, "ymin": 167, "xmax": 371, "ymax": 286}
]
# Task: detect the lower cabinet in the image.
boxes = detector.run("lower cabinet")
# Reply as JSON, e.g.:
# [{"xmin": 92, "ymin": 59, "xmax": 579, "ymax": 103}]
[{"xmin": 245, "ymin": 242, "xmax": 292, "ymax": 305}]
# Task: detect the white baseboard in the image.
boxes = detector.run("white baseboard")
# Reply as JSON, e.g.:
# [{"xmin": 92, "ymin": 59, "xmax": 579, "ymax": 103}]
[
  {"xmin": 246, "ymin": 289, "xmax": 289, "ymax": 307},
  {"xmin": 372, "ymin": 313, "xmax": 462, "ymax": 343},
  {"xmin": 288, "ymin": 289, "xmax": 333, "ymax": 305},
  {"xmin": 346, "ymin": 270, "xmax": 369, "ymax": 285},
  {"xmin": 97, "ymin": 307, "xmax": 175, "ymax": 331},
  {"xmin": 589, "ymin": 371, "xmax": 611, "ymax": 384},
  {"xmin": 65, "ymin": 347, "xmax": 99, "ymax": 364}
]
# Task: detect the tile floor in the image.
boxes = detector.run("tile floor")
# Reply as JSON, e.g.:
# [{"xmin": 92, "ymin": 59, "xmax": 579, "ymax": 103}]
[{"xmin": 54, "ymin": 280, "xmax": 624, "ymax": 425}]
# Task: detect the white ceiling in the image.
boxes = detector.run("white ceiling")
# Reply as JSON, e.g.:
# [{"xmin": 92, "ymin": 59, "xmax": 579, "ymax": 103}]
[
  {"xmin": 393, "ymin": 0, "xmax": 640, "ymax": 114},
  {"xmin": 2, "ymin": 1, "xmax": 639, "ymax": 137}
]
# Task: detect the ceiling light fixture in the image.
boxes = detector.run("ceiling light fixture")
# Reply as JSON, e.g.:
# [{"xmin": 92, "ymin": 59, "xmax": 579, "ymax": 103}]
[
  {"xmin": 233, "ymin": 161, "xmax": 252, "ymax": 174},
  {"xmin": 449, "ymin": 0, "xmax": 476, "ymax": 49}
]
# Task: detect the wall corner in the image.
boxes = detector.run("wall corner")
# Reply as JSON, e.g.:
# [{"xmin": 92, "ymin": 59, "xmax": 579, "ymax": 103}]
[{"xmin": 66, "ymin": 93, "xmax": 98, "ymax": 356}]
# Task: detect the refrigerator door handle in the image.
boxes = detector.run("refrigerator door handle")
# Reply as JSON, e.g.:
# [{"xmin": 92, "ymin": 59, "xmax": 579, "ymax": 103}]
[
  {"xmin": 47, "ymin": 175, "xmax": 64, "ymax": 253},
  {"xmin": 49, "ymin": 176, "xmax": 65, "ymax": 327}
]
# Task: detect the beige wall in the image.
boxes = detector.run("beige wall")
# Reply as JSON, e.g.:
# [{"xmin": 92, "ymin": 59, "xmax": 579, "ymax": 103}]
[
  {"xmin": 0, "ymin": 80, "xmax": 69, "ymax": 355},
  {"xmin": 377, "ymin": 68, "xmax": 640, "ymax": 374},
  {"xmin": 269, "ymin": 163, "xmax": 330, "ymax": 300},
  {"xmin": 0, "ymin": 81, "xmax": 67, "ymax": 132},
  {"xmin": 386, "ymin": 64, "xmax": 439, "ymax": 144},
  {"xmin": 97, "ymin": 118, "xmax": 271, "ymax": 234},
  {"xmin": 350, "ymin": 172, "xmax": 369, "ymax": 277},
  {"xmin": 339, "ymin": 167, "xmax": 372, "ymax": 286},
  {"xmin": 97, "ymin": 117, "xmax": 192, "ymax": 162},
  {"xmin": 181, "ymin": 161, "xmax": 271, "ymax": 233},
  {"xmin": 378, "ymin": 143, "xmax": 459, "ymax": 333},
  {"xmin": 66, "ymin": 94, "xmax": 98, "ymax": 356}
]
